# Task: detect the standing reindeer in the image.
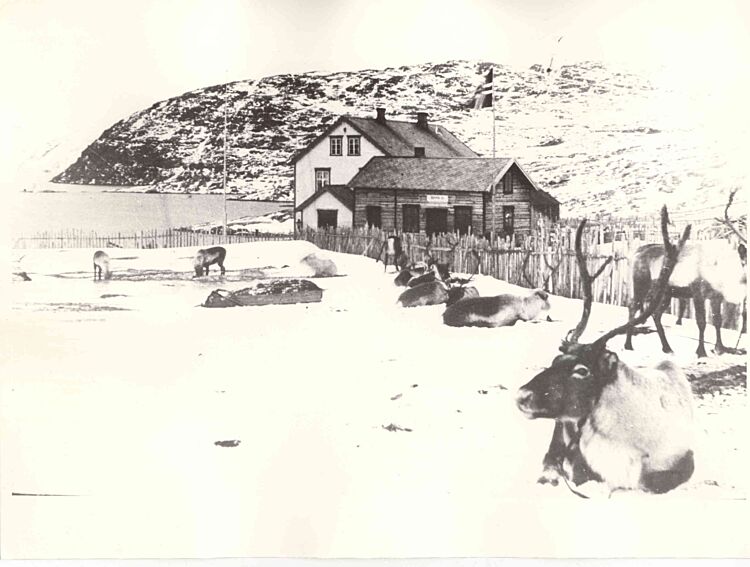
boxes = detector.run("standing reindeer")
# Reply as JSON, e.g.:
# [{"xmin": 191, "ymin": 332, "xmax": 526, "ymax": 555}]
[
  {"xmin": 93, "ymin": 250, "xmax": 111, "ymax": 280},
  {"xmin": 624, "ymin": 192, "xmax": 746, "ymax": 357},
  {"xmin": 379, "ymin": 235, "xmax": 408, "ymax": 273},
  {"xmin": 516, "ymin": 207, "xmax": 695, "ymax": 496},
  {"xmin": 193, "ymin": 246, "xmax": 227, "ymax": 277}
]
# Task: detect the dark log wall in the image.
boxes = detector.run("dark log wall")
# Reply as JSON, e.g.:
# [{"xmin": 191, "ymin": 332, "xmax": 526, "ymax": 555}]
[
  {"xmin": 354, "ymin": 189, "xmax": 484, "ymax": 233},
  {"xmin": 353, "ymin": 164, "xmax": 557, "ymax": 236}
]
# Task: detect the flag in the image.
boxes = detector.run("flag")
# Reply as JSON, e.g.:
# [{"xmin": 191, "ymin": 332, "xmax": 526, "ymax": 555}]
[{"xmin": 467, "ymin": 68, "xmax": 493, "ymax": 109}]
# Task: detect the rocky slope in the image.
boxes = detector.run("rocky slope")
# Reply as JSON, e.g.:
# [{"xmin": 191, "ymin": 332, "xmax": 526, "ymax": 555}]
[{"xmin": 53, "ymin": 60, "xmax": 747, "ymax": 217}]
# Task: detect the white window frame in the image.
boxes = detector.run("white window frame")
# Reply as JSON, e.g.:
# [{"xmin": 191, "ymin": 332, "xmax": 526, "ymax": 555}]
[
  {"xmin": 329, "ymin": 136, "xmax": 343, "ymax": 156},
  {"xmin": 315, "ymin": 168, "xmax": 330, "ymax": 191},
  {"xmin": 347, "ymin": 135, "xmax": 361, "ymax": 156}
]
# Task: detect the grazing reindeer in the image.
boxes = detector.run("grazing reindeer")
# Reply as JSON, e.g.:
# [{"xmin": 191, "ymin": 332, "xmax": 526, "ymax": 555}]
[
  {"xmin": 442, "ymin": 289, "xmax": 550, "ymax": 327},
  {"xmin": 193, "ymin": 246, "xmax": 227, "ymax": 277},
  {"xmin": 93, "ymin": 250, "xmax": 111, "ymax": 280},
  {"xmin": 625, "ymin": 189, "xmax": 746, "ymax": 357},
  {"xmin": 516, "ymin": 207, "xmax": 695, "ymax": 496}
]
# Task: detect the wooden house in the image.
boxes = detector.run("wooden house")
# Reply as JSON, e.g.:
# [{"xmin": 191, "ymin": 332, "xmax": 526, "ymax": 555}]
[
  {"xmin": 291, "ymin": 108, "xmax": 477, "ymax": 230},
  {"xmin": 348, "ymin": 157, "xmax": 560, "ymax": 239}
]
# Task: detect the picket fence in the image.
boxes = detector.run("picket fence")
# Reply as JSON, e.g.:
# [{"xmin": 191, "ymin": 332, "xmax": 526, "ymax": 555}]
[
  {"xmin": 301, "ymin": 222, "xmax": 745, "ymax": 331},
  {"xmin": 12, "ymin": 228, "xmax": 294, "ymax": 250}
]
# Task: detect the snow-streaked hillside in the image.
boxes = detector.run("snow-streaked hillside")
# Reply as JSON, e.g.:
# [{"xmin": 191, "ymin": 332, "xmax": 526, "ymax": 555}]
[{"xmin": 53, "ymin": 60, "xmax": 747, "ymax": 216}]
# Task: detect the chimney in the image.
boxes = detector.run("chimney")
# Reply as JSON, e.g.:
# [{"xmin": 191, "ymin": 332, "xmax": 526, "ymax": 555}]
[
  {"xmin": 376, "ymin": 107, "xmax": 386, "ymax": 123},
  {"xmin": 416, "ymin": 112, "xmax": 428, "ymax": 129},
  {"xmin": 414, "ymin": 147, "xmax": 425, "ymax": 158}
]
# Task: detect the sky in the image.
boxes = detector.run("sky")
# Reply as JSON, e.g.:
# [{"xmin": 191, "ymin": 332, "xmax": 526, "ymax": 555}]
[{"xmin": 1, "ymin": 0, "xmax": 748, "ymax": 184}]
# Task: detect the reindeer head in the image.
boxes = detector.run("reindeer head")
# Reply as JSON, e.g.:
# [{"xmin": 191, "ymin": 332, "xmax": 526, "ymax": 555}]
[{"xmin": 517, "ymin": 207, "xmax": 691, "ymax": 423}]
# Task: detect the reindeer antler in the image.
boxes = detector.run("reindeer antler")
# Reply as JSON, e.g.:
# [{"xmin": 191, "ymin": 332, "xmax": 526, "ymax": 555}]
[
  {"xmin": 589, "ymin": 206, "xmax": 691, "ymax": 351},
  {"xmin": 541, "ymin": 252, "xmax": 564, "ymax": 291},
  {"xmin": 722, "ymin": 188, "xmax": 746, "ymax": 245},
  {"xmin": 563, "ymin": 220, "xmax": 614, "ymax": 346}
]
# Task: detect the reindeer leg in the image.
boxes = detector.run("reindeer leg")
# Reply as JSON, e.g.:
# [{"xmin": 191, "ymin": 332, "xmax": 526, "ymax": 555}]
[
  {"xmin": 653, "ymin": 299, "xmax": 673, "ymax": 354},
  {"xmin": 693, "ymin": 292, "xmax": 708, "ymax": 358},
  {"xmin": 538, "ymin": 422, "xmax": 567, "ymax": 485},
  {"xmin": 676, "ymin": 298, "xmax": 685, "ymax": 325},
  {"xmin": 624, "ymin": 302, "xmax": 640, "ymax": 350},
  {"xmin": 710, "ymin": 294, "xmax": 726, "ymax": 354},
  {"xmin": 219, "ymin": 261, "xmax": 226, "ymax": 275}
]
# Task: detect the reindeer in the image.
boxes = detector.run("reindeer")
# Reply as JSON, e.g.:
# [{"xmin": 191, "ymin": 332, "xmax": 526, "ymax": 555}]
[
  {"xmin": 442, "ymin": 289, "xmax": 550, "ymax": 327},
  {"xmin": 445, "ymin": 249, "xmax": 481, "ymax": 306},
  {"xmin": 193, "ymin": 246, "xmax": 227, "ymax": 277},
  {"xmin": 624, "ymin": 192, "xmax": 746, "ymax": 357},
  {"xmin": 624, "ymin": 242, "xmax": 745, "ymax": 356},
  {"xmin": 442, "ymin": 249, "xmax": 554, "ymax": 327},
  {"xmin": 394, "ymin": 263, "xmax": 428, "ymax": 287},
  {"xmin": 397, "ymin": 280, "xmax": 450, "ymax": 308},
  {"xmin": 516, "ymin": 207, "xmax": 695, "ymax": 496},
  {"xmin": 378, "ymin": 235, "xmax": 408, "ymax": 273},
  {"xmin": 521, "ymin": 248, "xmax": 564, "ymax": 294},
  {"xmin": 93, "ymin": 250, "xmax": 111, "ymax": 280},
  {"xmin": 406, "ymin": 262, "xmax": 444, "ymax": 288}
]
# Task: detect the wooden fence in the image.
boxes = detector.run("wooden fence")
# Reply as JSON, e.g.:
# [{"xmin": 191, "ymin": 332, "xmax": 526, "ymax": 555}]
[
  {"xmin": 301, "ymin": 222, "xmax": 746, "ymax": 330},
  {"xmin": 12, "ymin": 228, "xmax": 294, "ymax": 250}
]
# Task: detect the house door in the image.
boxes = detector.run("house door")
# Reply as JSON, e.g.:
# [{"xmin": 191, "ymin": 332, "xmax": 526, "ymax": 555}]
[
  {"xmin": 454, "ymin": 206, "xmax": 472, "ymax": 235},
  {"xmin": 317, "ymin": 209, "xmax": 338, "ymax": 229},
  {"xmin": 425, "ymin": 208, "xmax": 448, "ymax": 236}
]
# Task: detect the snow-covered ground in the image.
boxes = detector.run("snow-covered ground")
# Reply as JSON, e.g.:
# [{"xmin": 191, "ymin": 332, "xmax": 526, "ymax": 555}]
[{"xmin": 1, "ymin": 241, "xmax": 747, "ymax": 558}]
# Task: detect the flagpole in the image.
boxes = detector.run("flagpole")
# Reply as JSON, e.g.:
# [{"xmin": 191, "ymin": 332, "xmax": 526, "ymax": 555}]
[
  {"xmin": 491, "ymin": 66, "xmax": 496, "ymax": 243},
  {"xmin": 223, "ymin": 103, "xmax": 228, "ymax": 242}
]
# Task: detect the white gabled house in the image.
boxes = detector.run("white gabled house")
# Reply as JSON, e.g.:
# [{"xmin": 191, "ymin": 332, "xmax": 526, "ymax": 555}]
[{"xmin": 291, "ymin": 108, "xmax": 477, "ymax": 230}]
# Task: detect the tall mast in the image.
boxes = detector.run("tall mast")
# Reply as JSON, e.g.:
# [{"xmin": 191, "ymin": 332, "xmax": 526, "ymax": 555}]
[
  {"xmin": 223, "ymin": 102, "xmax": 228, "ymax": 242},
  {"xmin": 491, "ymin": 66, "xmax": 496, "ymax": 243}
]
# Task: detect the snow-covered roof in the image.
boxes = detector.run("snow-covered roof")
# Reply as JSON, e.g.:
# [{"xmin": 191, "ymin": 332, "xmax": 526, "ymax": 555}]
[{"xmin": 295, "ymin": 185, "xmax": 354, "ymax": 212}]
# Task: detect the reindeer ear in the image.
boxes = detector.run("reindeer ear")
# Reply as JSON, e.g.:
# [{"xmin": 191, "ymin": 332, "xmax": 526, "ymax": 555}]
[
  {"xmin": 534, "ymin": 289, "xmax": 549, "ymax": 301},
  {"xmin": 738, "ymin": 243, "xmax": 747, "ymax": 264},
  {"xmin": 596, "ymin": 351, "xmax": 619, "ymax": 378}
]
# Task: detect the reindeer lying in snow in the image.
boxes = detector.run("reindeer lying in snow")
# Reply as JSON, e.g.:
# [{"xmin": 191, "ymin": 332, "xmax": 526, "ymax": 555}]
[
  {"xmin": 516, "ymin": 207, "xmax": 695, "ymax": 497},
  {"xmin": 442, "ymin": 290, "xmax": 550, "ymax": 327}
]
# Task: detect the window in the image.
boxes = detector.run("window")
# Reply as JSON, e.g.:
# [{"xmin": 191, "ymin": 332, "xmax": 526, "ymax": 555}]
[
  {"xmin": 503, "ymin": 205, "xmax": 515, "ymax": 235},
  {"xmin": 502, "ymin": 175, "xmax": 513, "ymax": 195},
  {"xmin": 454, "ymin": 206, "xmax": 472, "ymax": 235},
  {"xmin": 402, "ymin": 204, "xmax": 420, "ymax": 233},
  {"xmin": 365, "ymin": 205, "xmax": 382, "ymax": 229},
  {"xmin": 317, "ymin": 209, "xmax": 338, "ymax": 229},
  {"xmin": 347, "ymin": 136, "xmax": 361, "ymax": 156},
  {"xmin": 315, "ymin": 168, "xmax": 330, "ymax": 191},
  {"xmin": 425, "ymin": 208, "xmax": 448, "ymax": 236},
  {"xmin": 329, "ymin": 136, "xmax": 343, "ymax": 156}
]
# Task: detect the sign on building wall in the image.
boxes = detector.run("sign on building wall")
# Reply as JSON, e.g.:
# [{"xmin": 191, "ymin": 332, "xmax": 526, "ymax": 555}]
[{"xmin": 425, "ymin": 194, "xmax": 449, "ymax": 205}]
